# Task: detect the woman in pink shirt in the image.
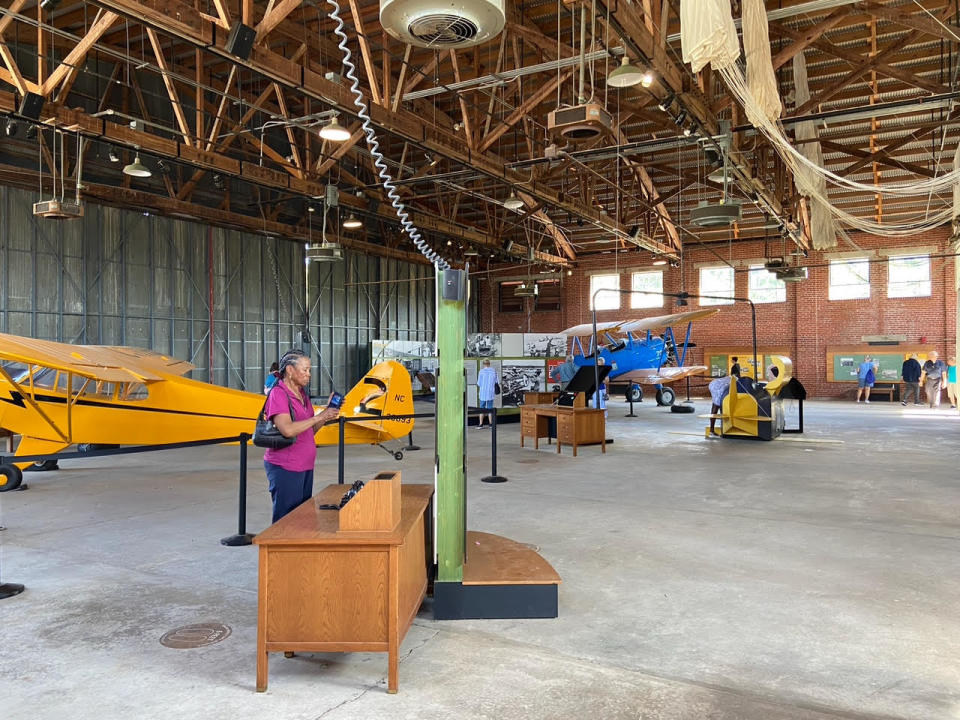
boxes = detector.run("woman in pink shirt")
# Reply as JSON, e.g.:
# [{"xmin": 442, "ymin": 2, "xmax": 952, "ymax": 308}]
[{"xmin": 262, "ymin": 349, "xmax": 339, "ymax": 523}]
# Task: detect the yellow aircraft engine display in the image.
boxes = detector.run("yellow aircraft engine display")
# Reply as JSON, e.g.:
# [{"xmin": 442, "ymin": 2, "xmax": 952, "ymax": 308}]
[
  {"xmin": 0, "ymin": 332, "xmax": 414, "ymax": 489},
  {"xmin": 717, "ymin": 355, "xmax": 793, "ymax": 441}
]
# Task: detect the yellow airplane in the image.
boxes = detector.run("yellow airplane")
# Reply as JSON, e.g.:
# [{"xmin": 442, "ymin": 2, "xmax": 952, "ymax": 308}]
[{"xmin": 0, "ymin": 332, "xmax": 414, "ymax": 490}]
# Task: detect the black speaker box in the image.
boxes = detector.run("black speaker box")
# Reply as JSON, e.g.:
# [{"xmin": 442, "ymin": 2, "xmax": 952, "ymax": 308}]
[
  {"xmin": 18, "ymin": 92, "xmax": 45, "ymax": 120},
  {"xmin": 225, "ymin": 22, "xmax": 256, "ymax": 60}
]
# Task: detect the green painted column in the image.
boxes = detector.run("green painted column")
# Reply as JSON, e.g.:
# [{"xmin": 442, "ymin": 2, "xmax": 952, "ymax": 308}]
[{"xmin": 435, "ymin": 269, "xmax": 466, "ymax": 582}]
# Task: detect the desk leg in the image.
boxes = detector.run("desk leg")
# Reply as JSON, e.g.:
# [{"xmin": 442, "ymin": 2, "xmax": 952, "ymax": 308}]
[
  {"xmin": 388, "ymin": 548, "xmax": 400, "ymax": 693},
  {"xmin": 572, "ymin": 441, "xmax": 578, "ymax": 458},
  {"xmin": 534, "ymin": 434, "xmax": 539, "ymax": 450},
  {"xmin": 257, "ymin": 548, "xmax": 268, "ymax": 692},
  {"xmin": 601, "ymin": 438, "xmax": 606, "ymax": 454},
  {"xmin": 521, "ymin": 432, "xmax": 525, "ymax": 448}
]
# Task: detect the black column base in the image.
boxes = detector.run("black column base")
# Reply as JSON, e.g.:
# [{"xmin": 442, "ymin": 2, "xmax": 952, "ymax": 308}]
[
  {"xmin": 433, "ymin": 581, "xmax": 557, "ymax": 619},
  {"xmin": 220, "ymin": 533, "xmax": 254, "ymax": 546},
  {"xmin": 481, "ymin": 475, "xmax": 508, "ymax": 483},
  {"xmin": 0, "ymin": 583, "xmax": 25, "ymax": 599}
]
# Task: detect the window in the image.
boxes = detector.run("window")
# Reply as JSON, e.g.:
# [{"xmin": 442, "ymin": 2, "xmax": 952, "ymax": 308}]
[
  {"xmin": 888, "ymin": 254, "xmax": 930, "ymax": 298},
  {"xmin": 829, "ymin": 258, "xmax": 870, "ymax": 300},
  {"xmin": 699, "ymin": 266, "xmax": 735, "ymax": 305},
  {"xmin": 82, "ymin": 381, "xmax": 116, "ymax": 399},
  {"xmin": 589, "ymin": 274, "xmax": 620, "ymax": 310},
  {"xmin": 535, "ymin": 279, "xmax": 562, "ymax": 311},
  {"xmin": 631, "ymin": 271, "xmax": 663, "ymax": 308},
  {"xmin": 0, "ymin": 360, "xmax": 28, "ymax": 382},
  {"xmin": 748, "ymin": 265, "xmax": 786, "ymax": 304},
  {"xmin": 499, "ymin": 281, "xmax": 523, "ymax": 312},
  {"xmin": 119, "ymin": 383, "xmax": 149, "ymax": 401}
]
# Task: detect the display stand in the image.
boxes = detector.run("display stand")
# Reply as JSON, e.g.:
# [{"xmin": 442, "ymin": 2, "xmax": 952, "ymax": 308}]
[{"xmin": 255, "ymin": 472, "xmax": 432, "ymax": 694}]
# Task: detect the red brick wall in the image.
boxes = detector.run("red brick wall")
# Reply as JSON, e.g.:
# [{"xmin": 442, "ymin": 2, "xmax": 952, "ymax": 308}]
[{"xmin": 479, "ymin": 229, "xmax": 957, "ymax": 398}]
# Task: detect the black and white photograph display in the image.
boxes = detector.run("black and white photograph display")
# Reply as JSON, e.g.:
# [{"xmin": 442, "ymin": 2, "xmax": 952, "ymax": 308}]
[
  {"xmin": 500, "ymin": 360, "xmax": 545, "ymax": 406},
  {"xmin": 523, "ymin": 333, "xmax": 567, "ymax": 357},
  {"xmin": 466, "ymin": 333, "xmax": 501, "ymax": 357}
]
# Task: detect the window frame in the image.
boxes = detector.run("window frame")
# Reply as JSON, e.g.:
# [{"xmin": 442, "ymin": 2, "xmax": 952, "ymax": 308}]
[
  {"xmin": 887, "ymin": 254, "xmax": 931, "ymax": 298},
  {"xmin": 828, "ymin": 257, "xmax": 871, "ymax": 300},
  {"xmin": 747, "ymin": 264, "xmax": 787, "ymax": 304},
  {"xmin": 698, "ymin": 266, "xmax": 735, "ymax": 306},
  {"xmin": 630, "ymin": 270, "xmax": 664, "ymax": 308},
  {"xmin": 589, "ymin": 273, "xmax": 621, "ymax": 311}
]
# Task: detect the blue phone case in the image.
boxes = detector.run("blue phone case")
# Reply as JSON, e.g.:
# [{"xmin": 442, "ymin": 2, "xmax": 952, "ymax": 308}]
[{"xmin": 329, "ymin": 392, "xmax": 344, "ymax": 409}]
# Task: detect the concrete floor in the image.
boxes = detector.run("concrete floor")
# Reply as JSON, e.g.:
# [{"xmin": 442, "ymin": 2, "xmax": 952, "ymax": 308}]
[{"xmin": 2, "ymin": 398, "xmax": 958, "ymax": 720}]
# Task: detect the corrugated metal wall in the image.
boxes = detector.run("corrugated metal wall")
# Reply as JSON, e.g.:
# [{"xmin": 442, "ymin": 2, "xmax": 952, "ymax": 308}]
[{"xmin": 0, "ymin": 186, "xmax": 435, "ymax": 394}]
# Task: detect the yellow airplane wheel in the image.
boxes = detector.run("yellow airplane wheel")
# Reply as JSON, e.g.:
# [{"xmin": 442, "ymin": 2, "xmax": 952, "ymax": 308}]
[{"xmin": 0, "ymin": 464, "xmax": 23, "ymax": 492}]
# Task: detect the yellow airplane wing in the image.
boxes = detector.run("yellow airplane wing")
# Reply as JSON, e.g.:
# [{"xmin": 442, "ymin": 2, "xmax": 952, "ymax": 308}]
[{"xmin": 0, "ymin": 332, "xmax": 184, "ymax": 383}]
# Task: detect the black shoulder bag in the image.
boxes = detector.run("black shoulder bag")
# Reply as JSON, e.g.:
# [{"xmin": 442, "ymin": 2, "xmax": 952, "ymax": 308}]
[{"xmin": 253, "ymin": 388, "xmax": 296, "ymax": 449}]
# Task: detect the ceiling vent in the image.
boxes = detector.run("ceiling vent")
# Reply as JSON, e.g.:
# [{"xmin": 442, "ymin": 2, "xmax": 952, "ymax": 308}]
[
  {"xmin": 764, "ymin": 258, "xmax": 807, "ymax": 283},
  {"xmin": 306, "ymin": 242, "xmax": 344, "ymax": 263},
  {"xmin": 33, "ymin": 199, "xmax": 83, "ymax": 219},
  {"xmin": 689, "ymin": 200, "xmax": 741, "ymax": 227},
  {"xmin": 380, "ymin": 0, "xmax": 505, "ymax": 49},
  {"xmin": 547, "ymin": 103, "xmax": 612, "ymax": 141},
  {"xmin": 514, "ymin": 281, "xmax": 538, "ymax": 297}
]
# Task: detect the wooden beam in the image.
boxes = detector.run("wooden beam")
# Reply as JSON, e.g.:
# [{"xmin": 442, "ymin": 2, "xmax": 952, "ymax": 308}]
[
  {"xmin": 479, "ymin": 69, "xmax": 571, "ymax": 153},
  {"xmin": 346, "ymin": 0, "xmax": 381, "ymax": 104},
  {"xmin": 211, "ymin": 0, "xmax": 232, "ymax": 29},
  {"xmin": 448, "ymin": 51, "xmax": 474, "ymax": 149},
  {"xmin": 255, "ymin": 0, "xmax": 301, "ymax": 40},
  {"xmin": 146, "ymin": 28, "xmax": 193, "ymax": 145},
  {"xmin": 273, "ymin": 82, "xmax": 304, "ymax": 178},
  {"xmin": 392, "ymin": 44, "xmax": 413, "ymax": 112},
  {"xmin": 41, "ymin": 10, "xmax": 119, "ymax": 97}
]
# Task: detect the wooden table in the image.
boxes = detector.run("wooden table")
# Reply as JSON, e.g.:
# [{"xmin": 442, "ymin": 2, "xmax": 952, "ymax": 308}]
[
  {"xmin": 523, "ymin": 391, "xmax": 585, "ymax": 407},
  {"xmin": 520, "ymin": 404, "xmax": 606, "ymax": 457},
  {"xmin": 254, "ymin": 482, "xmax": 433, "ymax": 693}
]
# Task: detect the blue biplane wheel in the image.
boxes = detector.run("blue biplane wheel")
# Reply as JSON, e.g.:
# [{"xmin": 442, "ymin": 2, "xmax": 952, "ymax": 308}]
[
  {"xmin": 655, "ymin": 387, "xmax": 676, "ymax": 407},
  {"xmin": 0, "ymin": 464, "xmax": 23, "ymax": 492},
  {"xmin": 626, "ymin": 385, "xmax": 643, "ymax": 403}
]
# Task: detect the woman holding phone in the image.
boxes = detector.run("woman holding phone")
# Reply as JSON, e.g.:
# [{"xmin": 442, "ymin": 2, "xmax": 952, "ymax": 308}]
[{"xmin": 262, "ymin": 349, "xmax": 340, "ymax": 523}]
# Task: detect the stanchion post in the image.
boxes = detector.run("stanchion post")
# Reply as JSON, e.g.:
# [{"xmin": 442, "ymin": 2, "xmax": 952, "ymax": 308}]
[
  {"xmin": 481, "ymin": 410, "xmax": 508, "ymax": 483},
  {"xmin": 221, "ymin": 433, "xmax": 254, "ymax": 547},
  {"xmin": 626, "ymin": 395, "xmax": 637, "ymax": 417},
  {"xmin": 403, "ymin": 431, "xmax": 420, "ymax": 451},
  {"xmin": 338, "ymin": 416, "xmax": 346, "ymax": 485}
]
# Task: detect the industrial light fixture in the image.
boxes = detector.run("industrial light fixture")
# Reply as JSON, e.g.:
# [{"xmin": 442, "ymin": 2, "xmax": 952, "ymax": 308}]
[
  {"xmin": 652, "ymin": 258, "xmax": 668, "ymax": 266},
  {"xmin": 503, "ymin": 191, "xmax": 524, "ymax": 211},
  {"xmin": 464, "ymin": 247, "xmax": 479, "ymax": 256},
  {"xmin": 657, "ymin": 93, "xmax": 674, "ymax": 112},
  {"xmin": 640, "ymin": 70, "xmax": 654, "ymax": 88},
  {"xmin": 319, "ymin": 115, "xmax": 350, "ymax": 142},
  {"xmin": 4, "ymin": 117, "xmax": 17, "ymax": 136},
  {"xmin": 108, "ymin": 150, "xmax": 119, "ymax": 163},
  {"xmin": 122, "ymin": 152, "xmax": 152, "ymax": 178},
  {"xmin": 425, "ymin": 152, "xmax": 438, "ymax": 167},
  {"xmin": 39, "ymin": 0, "xmax": 60, "ymax": 10},
  {"xmin": 342, "ymin": 213, "xmax": 362, "ymax": 228},
  {"xmin": 606, "ymin": 57, "xmax": 646, "ymax": 88},
  {"xmin": 675, "ymin": 110, "xmax": 687, "ymax": 125}
]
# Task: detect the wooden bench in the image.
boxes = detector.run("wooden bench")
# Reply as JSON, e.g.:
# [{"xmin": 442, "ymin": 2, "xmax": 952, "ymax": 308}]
[{"xmin": 870, "ymin": 382, "xmax": 900, "ymax": 402}]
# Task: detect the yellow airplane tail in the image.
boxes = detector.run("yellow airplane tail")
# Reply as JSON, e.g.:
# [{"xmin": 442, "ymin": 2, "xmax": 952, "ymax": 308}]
[{"xmin": 337, "ymin": 360, "xmax": 415, "ymax": 443}]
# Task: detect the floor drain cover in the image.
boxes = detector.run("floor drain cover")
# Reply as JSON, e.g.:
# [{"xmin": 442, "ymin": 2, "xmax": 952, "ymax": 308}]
[
  {"xmin": 160, "ymin": 622, "xmax": 232, "ymax": 649},
  {"xmin": 521, "ymin": 543, "xmax": 541, "ymax": 552},
  {"xmin": 516, "ymin": 458, "xmax": 539, "ymax": 464}
]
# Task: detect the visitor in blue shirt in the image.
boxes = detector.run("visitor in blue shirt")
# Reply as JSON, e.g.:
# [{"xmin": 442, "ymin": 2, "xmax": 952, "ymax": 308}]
[
  {"xmin": 855, "ymin": 356, "xmax": 877, "ymax": 403},
  {"xmin": 921, "ymin": 351, "xmax": 948, "ymax": 408}
]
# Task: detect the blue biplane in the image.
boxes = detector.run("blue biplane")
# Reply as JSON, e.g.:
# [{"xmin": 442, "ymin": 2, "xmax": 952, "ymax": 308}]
[{"xmin": 560, "ymin": 309, "xmax": 719, "ymax": 406}]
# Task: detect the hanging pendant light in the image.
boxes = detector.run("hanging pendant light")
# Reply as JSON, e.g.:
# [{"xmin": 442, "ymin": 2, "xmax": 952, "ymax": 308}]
[
  {"xmin": 342, "ymin": 213, "xmax": 362, "ymax": 228},
  {"xmin": 607, "ymin": 57, "xmax": 646, "ymax": 88},
  {"xmin": 319, "ymin": 115, "xmax": 351, "ymax": 142},
  {"xmin": 503, "ymin": 191, "xmax": 523, "ymax": 211},
  {"xmin": 123, "ymin": 153, "xmax": 152, "ymax": 178}
]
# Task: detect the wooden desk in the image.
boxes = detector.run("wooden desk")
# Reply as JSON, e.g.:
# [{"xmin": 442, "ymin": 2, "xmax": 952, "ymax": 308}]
[
  {"xmin": 520, "ymin": 405, "xmax": 605, "ymax": 457},
  {"xmin": 254, "ymin": 482, "xmax": 433, "ymax": 694},
  {"xmin": 523, "ymin": 391, "xmax": 585, "ymax": 407}
]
